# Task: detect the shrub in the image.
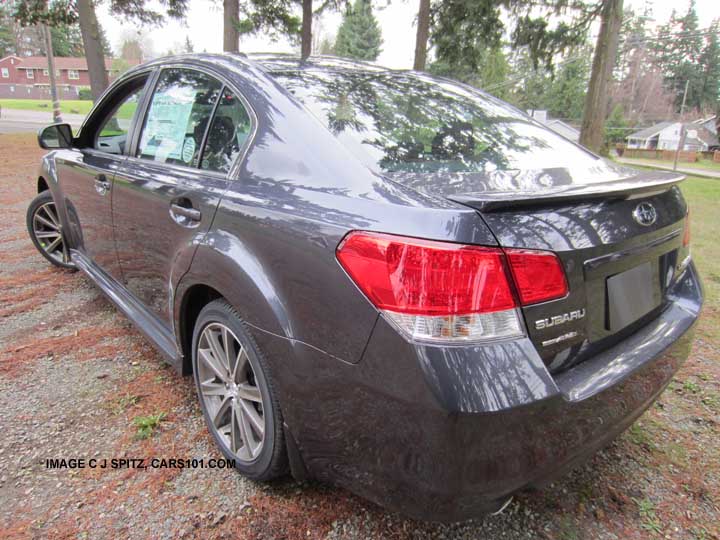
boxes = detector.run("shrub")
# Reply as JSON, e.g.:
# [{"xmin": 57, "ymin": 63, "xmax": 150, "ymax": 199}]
[{"xmin": 78, "ymin": 87, "xmax": 93, "ymax": 101}]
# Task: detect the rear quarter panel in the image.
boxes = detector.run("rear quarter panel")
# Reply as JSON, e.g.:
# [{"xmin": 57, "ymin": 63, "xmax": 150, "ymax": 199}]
[{"xmin": 176, "ymin": 58, "xmax": 500, "ymax": 364}]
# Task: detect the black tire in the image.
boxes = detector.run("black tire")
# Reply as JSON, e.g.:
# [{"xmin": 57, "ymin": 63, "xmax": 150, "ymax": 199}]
[
  {"xmin": 192, "ymin": 299, "xmax": 288, "ymax": 481},
  {"xmin": 26, "ymin": 191, "xmax": 75, "ymax": 270}
]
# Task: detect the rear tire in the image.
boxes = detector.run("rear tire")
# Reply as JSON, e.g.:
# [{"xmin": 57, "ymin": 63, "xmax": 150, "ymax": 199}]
[
  {"xmin": 192, "ymin": 299, "xmax": 288, "ymax": 480},
  {"xmin": 26, "ymin": 191, "xmax": 75, "ymax": 270}
]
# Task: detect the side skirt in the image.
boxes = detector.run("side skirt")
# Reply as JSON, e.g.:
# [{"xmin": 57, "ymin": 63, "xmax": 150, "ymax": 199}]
[{"xmin": 70, "ymin": 249, "xmax": 183, "ymax": 371}]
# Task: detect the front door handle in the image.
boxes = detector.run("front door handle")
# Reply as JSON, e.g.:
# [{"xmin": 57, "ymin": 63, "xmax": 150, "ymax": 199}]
[
  {"xmin": 94, "ymin": 174, "xmax": 110, "ymax": 196},
  {"xmin": 170, "ymin": 202, "xmax": 202, "ymax": 223}
]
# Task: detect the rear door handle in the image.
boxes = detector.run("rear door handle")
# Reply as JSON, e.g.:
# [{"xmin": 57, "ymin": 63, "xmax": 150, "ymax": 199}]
[
  {"xmin": 170, "ymin": 203, "xmax": 201, "ymax": 222},
  {"xmin": 94, "ymin": 174, "xmax": 110, "ymax": 196}
]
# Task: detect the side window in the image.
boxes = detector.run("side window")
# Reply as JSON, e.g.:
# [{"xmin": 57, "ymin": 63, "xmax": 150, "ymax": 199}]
[
  {"xmin": 137, "ymin": 69, "xmax": 222, "ymax": 167},
  {"xmin": 94, "ymin": 83, "xmax": 145, "ymax": 155},
  {"xmin": 200, "ymin": 89, "xmax": 253, "ymax": 173}
]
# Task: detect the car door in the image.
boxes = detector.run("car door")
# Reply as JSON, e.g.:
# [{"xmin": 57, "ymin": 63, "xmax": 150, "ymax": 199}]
[
  {"xmin": 111, "ymin": 66, "xmax": 254, "ymax": 327},
  {"xmin": 57, "ymin": 72, "xmax": 151, "ymax": 279}
]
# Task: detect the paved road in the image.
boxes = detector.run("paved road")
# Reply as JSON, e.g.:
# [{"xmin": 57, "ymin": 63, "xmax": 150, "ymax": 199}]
[
  {"xmin": 618, "ymin": 157, "xmax": 720, "ymax": 179},
  {"xmin": 0, "ymin": 108, "xmax": 85, "ymax": 134}
]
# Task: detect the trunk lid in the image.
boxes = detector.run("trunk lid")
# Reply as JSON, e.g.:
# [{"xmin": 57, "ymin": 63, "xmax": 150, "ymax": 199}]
[{"xmin": 388, "ymin": 162, "xmax": 690, "ymax": 373}]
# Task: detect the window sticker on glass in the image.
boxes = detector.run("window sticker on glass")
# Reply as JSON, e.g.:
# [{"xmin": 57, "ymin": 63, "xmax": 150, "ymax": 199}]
[
  {"xmin": 140, "ymin": 90, "xmax": 195, "ymax": 162},
  {"xmin": 137, "ymin": 69, "xmax": 221, "ymax": 167},
  {"xmin": 181, "ymin": 137, "xmax": 196, "ymax": 164}
]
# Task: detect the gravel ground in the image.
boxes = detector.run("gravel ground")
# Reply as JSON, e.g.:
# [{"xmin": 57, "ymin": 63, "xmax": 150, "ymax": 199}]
[{"xmin": 1, "ymin": 133, "xmax": 718, "ymax": 540}]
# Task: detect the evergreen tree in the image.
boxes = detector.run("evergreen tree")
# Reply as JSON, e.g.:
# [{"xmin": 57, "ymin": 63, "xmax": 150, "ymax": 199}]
[
  {"xmin": 544, "ymin": 49, "xmax": 591, "ymax": 121},
  {"xmin": 430, "ymin": 46, "xmax": 510, "ymax": 99},
  {"xmin": 604, "ymin": 103, "xmax": 629, "ymax": 147},
  {"xmin": 13, "ymin": 0, "xmax": 188, "ymax": 99},
  {"xmin": 502, "ymin": 44, "xmax": 590, "ymax": 122},
  {"xmin": 506, "ymin": 50, "xmax": 553, "ymax": 112},
  {"xmin": 615, "ymin": 5, "xmax": 650, "ymax": 79},
  {"xmin": 97, "ymin": 23, "xmax": 112, "ymax": 56},
  {"xmin": 233, "ymin": 0, "xmax": 301, "ymax": 47},
  {"xmin": 699, "ymin": 21, "xmax": 720, "ymax": 112},
  {"xmin": 334, "ymin": 0, "xmax": 382, "ymax": 61},
  {"xmin": 0, "ymin": 8, "xmax": 84, "ymax": 58},
  {"xmin": 650, "ymin": 2, "xmax": 706, "ymax": 112},
  {"xmin": 0, "ymin": 5, "xmax": 15, "ymax": 57},
  {"xmin": 50, "ymin": 23, "xmax": 85, "ymax": 56}
]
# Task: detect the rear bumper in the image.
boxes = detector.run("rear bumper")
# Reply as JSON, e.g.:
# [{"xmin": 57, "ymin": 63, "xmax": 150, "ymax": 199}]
[{"xmin": 286, "ymin": 262, "xmax": 702, "ymax": 522}]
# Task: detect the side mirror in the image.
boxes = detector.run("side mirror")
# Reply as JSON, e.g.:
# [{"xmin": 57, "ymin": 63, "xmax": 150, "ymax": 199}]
[{"xmin": 38, "ymin": 123, "xmax": 74, "ymax": 150}]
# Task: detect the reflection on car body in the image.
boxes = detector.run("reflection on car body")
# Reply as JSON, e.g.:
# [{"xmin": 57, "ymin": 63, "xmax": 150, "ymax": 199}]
[{"xmin": 27, "ymin": 53, "xmax": 702, "ymax": 522}]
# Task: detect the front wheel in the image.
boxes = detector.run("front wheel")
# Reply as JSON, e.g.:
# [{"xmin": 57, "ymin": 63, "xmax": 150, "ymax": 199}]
[
  {"xmin": 26, "ymin": 191, "xmax": 75, "ymax": 270},
  {"xmin": 192, "ymin": 300, "xmax": 288, "ymax": 480}
]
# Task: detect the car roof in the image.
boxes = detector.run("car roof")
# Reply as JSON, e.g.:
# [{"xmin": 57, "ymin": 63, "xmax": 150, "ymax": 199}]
[
  {"xmin": 118, "ymin": 52, "xmax": 397, "ymax": 84},
  {"xmin": 246, "ymin": 52, "xmax": 391, "ymax": 74}
]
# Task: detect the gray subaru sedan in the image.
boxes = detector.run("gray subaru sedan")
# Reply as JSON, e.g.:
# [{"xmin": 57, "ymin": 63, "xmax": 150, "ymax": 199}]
[{"xmin": 27, "ymin": 53, "xmax": 702, "ymax": 522}]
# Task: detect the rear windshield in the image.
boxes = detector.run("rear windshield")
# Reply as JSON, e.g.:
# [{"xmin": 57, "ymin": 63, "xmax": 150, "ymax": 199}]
[{"xmin": 271, "ymin": 69, "xmax": 601, "ymax": 174}]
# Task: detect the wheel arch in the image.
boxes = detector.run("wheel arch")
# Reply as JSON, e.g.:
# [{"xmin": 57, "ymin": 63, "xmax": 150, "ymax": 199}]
[
  {"xmin": 174, "ymin": 236, "xmax": 296, "ymax": 376},
  {"xmin": 174, "ymin": 249, "xmax": 310, "ymax": 481},
  {"xmin": 36, "ymin": 155, "xmax": 68, "ymax": 233},
  {"xmin": 176, "ymin": 283, "xmax": 224, "ymax": 375}
]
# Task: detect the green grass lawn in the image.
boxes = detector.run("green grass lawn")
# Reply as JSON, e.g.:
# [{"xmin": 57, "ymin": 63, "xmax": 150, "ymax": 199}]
[
  {"xmin": 681, "ymin": 176, "xmax": 720, "ymax": 302},
  {"xmin": 680, "ymin": 175, "xmax": 720, "ymax": 340},
  {"xmin": 675, "ymin": 159, "xmax": 720, "ymax": 172},
  {"xmin": 623, "ymin": 157, "xmax": 720, "ymax": 173},
  {"xmin": 0, "ymin": 98, "xmax": 94, "ymax": 116},
  {"xmin": 0, "ymin": 98, "xmax": 137, "ymax": 120}
]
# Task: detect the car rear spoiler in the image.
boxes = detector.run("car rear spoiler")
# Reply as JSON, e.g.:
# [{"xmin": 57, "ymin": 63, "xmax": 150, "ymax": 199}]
[{"xmin": 448, "ymin": 172, "xmax": 686, "ymax": 212}]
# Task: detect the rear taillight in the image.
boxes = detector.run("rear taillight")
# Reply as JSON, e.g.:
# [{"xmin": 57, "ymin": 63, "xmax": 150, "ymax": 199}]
[
  {"xmin": 505, "ymin": 249, "xmax": 568, "ymax": 305},
  {"xmin": 683, "ymin": 209, "xmax": 691, "ymax": 247},
  {"xmin": 336, "ymin": 231, "xmax": 567, "ymax": 343}
]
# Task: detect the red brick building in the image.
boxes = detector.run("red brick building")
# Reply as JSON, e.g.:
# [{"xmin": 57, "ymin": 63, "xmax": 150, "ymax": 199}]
[{"xmin": 0, "ymin": 55, "xmax": 125, "ymax": 99}]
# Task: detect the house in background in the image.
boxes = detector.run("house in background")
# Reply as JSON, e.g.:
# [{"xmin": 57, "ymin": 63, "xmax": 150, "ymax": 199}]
[
  {"xmin": 626, "ymin": 121, "xmax": 718, "ymax": 151},
  {"xmin": 0, "ymin": 55, "xmax": 129, "ymax": 99},
  {"xmin": 693, "ymin": 115, "xmax": 718, "ymax": 135},
  {"xmin": 526, "ymin": 110, "xmax": 581, "ymax": 142}
]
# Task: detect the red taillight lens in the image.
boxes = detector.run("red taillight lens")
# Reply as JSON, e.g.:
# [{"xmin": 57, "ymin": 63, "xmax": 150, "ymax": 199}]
[
  {"xmin": 336, "ymin": 231, "xmax": 568, "ymax": 342},
  {"xmin": 505, "ymin": 249, "xmax": 569, "ymax": 305},
  {"xmin": 336, "ymin": 231, "xmax": 517, "ymax": 316},
  {"xmin": 683, "ymin": 210, "xmax": 691, "ymax": 247}
]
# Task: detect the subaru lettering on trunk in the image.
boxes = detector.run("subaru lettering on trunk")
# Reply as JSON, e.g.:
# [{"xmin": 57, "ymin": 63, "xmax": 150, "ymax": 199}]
[
  {"xmin": 535, "ymin": 309, "xmax": 587, "ymax": 330},
  {"xmin": 27, "ymin": 53, "xmax": 703, "ymax": 523}
]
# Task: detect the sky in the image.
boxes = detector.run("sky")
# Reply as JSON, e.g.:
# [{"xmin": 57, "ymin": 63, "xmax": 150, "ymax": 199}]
[{"xmin": 97, "ymin": 0, "xmax": 720, "ymax": 70}]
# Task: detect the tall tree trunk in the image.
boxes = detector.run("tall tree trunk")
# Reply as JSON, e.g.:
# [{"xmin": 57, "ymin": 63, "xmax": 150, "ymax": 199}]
[
  {"xmin": 76, "ymin": 0, "xmax": 108, "ymax": 102},
  {"xmin": 42, "ymin": 24, "xmax": 62, "ymax": 123},
  {"xmin": 301, "ymin": 0, "xmax": 312, "ymax": 60},
  {"xmin": 579, "ymin": 0, "xmax": 623, "ymax": 153},
  {"xmin": 413, "ymin": 0, "xmax": 431, "ymax": 71},
  {"xmin": 223, "ymin": 0, "xmax": 239, "ymax": 53}
]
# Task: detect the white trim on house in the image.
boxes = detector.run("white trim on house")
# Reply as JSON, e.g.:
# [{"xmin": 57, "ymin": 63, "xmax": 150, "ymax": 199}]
[
  {"xmin": 626, "ymin": 121, "xmax": 717, "ymax": 151},
  {"xmin": 0, "ymin": 55, "xmax": 21, "ymax": 65}
]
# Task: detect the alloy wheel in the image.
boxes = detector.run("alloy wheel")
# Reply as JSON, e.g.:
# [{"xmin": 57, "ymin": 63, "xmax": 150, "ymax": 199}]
[
  {"xmin": 32, "ymin": 201, "xmax": 72, "ymax": 266},
  {"xmin": 197, "ymin": 322, "xmax": 266, "ymax": 462}
]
